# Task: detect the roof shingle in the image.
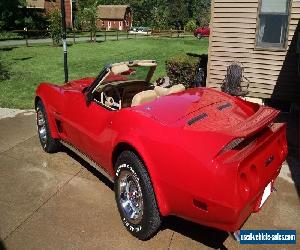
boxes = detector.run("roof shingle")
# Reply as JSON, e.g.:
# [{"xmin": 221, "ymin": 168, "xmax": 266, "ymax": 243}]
[{"xmin": 97, "ymin": 5, "xmax": 130, "ymax": 20}]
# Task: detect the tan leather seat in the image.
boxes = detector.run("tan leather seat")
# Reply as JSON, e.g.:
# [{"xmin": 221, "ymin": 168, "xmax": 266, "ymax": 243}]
[
  {"xmin": 169, "ymin": 84, "xmax": 185, "ymax": 94},
  {"xmin": 154, "ymin": 86, "xmax": 170, "ymax": 96},
  {"xmin": 131, "ymin": 90, "xmax": 158, "ymax": 107},
  {"xmin": 154, "ymin": 84, "xmax": 185, "ymax": 97}
]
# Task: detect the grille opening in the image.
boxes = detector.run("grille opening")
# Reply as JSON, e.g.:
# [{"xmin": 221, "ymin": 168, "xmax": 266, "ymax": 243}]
[
  {"xmin": 218, "ymin": 127, "xmax": 271, "ymax": 156},
  {"xmin": 187, "ymin": 113, "xmax": 208, "ymax": 126},
  {"xmin": 234, "ymin": 127, "xmax": 269, "ymax": 150},
  {"xmin": 55, "ymin": 119, "xmax": 63, "ymax": 133},
  {"xmin": 193, "ymin": 199, "xmax": 208, "ymax": 212},
  {"xmin": 217, "ymin": 102, "xmax": 232, "ymax": 111}
]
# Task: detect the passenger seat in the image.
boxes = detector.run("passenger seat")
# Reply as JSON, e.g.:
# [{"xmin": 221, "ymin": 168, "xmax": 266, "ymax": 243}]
[
  {"xmin": 131, "ymin": 90, "xmax": 158, "ymax": 107},
  {"xmin": 169, "ymin": 84, "xmax": 185, "ymax": 94},
  {"xmin": 154, "ymin": 84, "xmax": 185, "ymax": 97}
]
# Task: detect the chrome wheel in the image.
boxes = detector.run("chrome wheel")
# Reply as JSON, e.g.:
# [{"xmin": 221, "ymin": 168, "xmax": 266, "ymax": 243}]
[
  {"xmin": 118, "ymin": 169, "xmax": 143, "ymax": 224},
  {"xmin": 36, "ymin": 109, "xmax": 47, "ymax": 144}
]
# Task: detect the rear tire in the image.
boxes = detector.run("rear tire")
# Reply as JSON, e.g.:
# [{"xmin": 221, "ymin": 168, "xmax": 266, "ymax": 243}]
[
  {"xmin": 36, "ymin": 100, "xmax": 60, "ymax": 153},
  {"xmin": 114, "ymin": 151, "xmax": 161, "ymax": 240},
  {"xmin": 197, "ymin": 34, "xmax": 202, "ymax": 39}
]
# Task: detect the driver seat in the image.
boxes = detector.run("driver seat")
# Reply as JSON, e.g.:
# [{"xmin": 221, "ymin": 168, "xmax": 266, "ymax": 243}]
[{"xmin": 131, "ymin": 90, "xmax": 158, "ymax": 107}]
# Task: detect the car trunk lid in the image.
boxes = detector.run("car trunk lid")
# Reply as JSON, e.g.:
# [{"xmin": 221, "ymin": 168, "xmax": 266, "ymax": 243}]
[{"xmin": 182, "ymin": 104, "xmax": 279, "ymax": 138}]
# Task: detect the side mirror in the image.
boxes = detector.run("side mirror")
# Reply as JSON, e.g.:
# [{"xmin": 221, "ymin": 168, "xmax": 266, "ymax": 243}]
[{"xmin": 85, "ymin": 91, "xmax": 93, "ymax": 106}]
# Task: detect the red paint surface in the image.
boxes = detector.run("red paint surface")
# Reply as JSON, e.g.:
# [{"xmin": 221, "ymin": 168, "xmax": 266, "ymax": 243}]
[
  {"xmin": 194, "ymin": 27, "xmax": 210, "ymax": 37},
  {"xmin": 35, "ymin": 78, "xmax": 287, "ymax": 232}
]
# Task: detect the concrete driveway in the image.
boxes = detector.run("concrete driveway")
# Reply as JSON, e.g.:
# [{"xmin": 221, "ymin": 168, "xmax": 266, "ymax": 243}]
[{"xmin": 0, "ymin": 110, "xmax": 299, "ymax": 249}]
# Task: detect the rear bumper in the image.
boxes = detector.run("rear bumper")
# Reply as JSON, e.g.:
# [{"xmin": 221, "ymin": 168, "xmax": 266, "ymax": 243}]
[
  {"xmin": 185, "ymin": 169, "xmax": 280, "ymax": 232},
  {"xmin": 172, "ymin": 123, "xmax": 287, "ymax": 232}
]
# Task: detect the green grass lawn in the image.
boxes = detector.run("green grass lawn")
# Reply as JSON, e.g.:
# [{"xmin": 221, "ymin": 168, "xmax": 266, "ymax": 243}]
[{"xmin": 0, "ymin": 37, "xmax": 208, "ymax": 109}]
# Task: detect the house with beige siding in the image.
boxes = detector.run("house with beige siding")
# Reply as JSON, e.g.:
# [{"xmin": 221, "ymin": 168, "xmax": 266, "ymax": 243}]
[{"xmin": 207, "ymin": 0, "xmax": 300, "ymax": 105}]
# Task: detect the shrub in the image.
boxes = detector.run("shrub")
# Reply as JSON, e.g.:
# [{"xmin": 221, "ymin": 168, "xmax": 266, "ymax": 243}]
[
  {"xmin": 0, "ymin": 32, "xmax": 23, "ymax": 41},
  {"xmin": 48, "ymin": 9, "xmax": 62, "ymax": 45},
  {"xmin": 185, "ymin": 19, "xmax": 197, "ymax": 32},
  {"xmin": 165, "ymin": 54, "xmax": 199, "ymax": 87}
]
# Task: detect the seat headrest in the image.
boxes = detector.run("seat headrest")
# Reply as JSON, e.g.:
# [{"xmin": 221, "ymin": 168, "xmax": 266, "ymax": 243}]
[
  {"xmin": 169, "ymin": 84, "xmax": 185, "ymax": 94},
  {"xmin": 154, "ymin": 86, "xmax": 170, "ymax": 96},
  {"xmin": 131, "ymin": 90, "xmax": 158, "ymax": 107}
]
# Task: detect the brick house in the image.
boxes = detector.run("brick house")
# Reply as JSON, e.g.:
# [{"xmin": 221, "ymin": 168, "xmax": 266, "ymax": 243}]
[
  {"xmin": 97, "ymin": 5, "xmax": 132, "ymax": 31},
  {"xmin": 26, "ymin": 0, "xmax": 73, "ymax": 28}
]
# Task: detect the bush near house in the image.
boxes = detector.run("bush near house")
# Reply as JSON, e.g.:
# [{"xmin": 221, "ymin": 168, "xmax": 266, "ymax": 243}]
[
  {"xmin": 185, "ymin": 20, "xmax": 197, "ymax": 32},
  {"xmin": 166, "ymin": 54, "xmax": 199, "ymax": 87},
  {"xmin": 0, "ymin": 32, "xmax": 23, "ymax": 41}
]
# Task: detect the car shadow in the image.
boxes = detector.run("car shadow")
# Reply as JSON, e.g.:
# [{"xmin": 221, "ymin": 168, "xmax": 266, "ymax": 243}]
[
  {"xmin": 0, "ymin": 240, "xmax": 6, "ymax": 250},
  {"xmin": 276, "ymin": 111, "xmax": 300, "ymax": 197},
  {"xmin": 161, "ymin": 216, "xmax": 229, "ymax": 249},
  {"xmin": 0, "ymin": 47, "xmax": 17, "ymax": 52},
  {"xmin": 62, "ymin": 146, "xmax": 114, "ymax": 191},
  {"xmin": 61, "ymin": 146, "xmax": 230, "ymax": 248},
  {"xmin": 13, "ymin": 57, "xmax": 33, "ymax": 61}
]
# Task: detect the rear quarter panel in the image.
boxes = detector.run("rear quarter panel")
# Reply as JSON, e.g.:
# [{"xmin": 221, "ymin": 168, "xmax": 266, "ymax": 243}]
[{"xmin": 109, "ymin": 109, "xmax": 237, "ymax": 217}]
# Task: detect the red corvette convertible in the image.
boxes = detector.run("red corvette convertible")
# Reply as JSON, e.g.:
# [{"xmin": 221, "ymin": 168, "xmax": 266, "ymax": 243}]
[{"xmin": 35, "ymin": 60, "xmax": 287, "ymax": 240}]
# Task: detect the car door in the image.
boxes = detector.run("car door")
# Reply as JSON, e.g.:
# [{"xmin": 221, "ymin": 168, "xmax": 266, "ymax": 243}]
[{"xmin": 61, "ymin": 90, "xmax": 115, "ymax": 170}]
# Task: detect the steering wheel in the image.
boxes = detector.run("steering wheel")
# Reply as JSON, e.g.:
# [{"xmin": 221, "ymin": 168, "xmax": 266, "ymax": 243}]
[{"xmin": 100, "ymin": 84, "xmax": 121, "ymax": 109}]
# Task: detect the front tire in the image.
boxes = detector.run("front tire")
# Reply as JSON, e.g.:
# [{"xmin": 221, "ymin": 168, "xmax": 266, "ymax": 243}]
[
  {"xmin": 114, "ymin": 151, "xmax": 161, "ymax": 240},
  {"xmin": 36, "ymin": 100, "xmax": 60, "ymax": 153},
  {"xmin": 197, "ymin": 34, "xmax": 202, "ymax": 39}
]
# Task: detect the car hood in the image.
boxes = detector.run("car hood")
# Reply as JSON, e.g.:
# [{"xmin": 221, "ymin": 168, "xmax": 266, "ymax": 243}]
[{"xmin": 61, "ymin": 78, "xmax": 95, "ymax": 92}]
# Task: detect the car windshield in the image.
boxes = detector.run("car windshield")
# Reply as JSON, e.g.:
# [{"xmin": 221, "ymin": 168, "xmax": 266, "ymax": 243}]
[{"xmin": 101, "ymin": 60, "xmax": 157, "ymax": 85}]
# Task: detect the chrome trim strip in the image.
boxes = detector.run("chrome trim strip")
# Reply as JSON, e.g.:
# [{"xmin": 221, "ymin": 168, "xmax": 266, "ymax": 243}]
[{"xmin": 60, "ymin": 140, "xmax": 114, "ymax": 183}]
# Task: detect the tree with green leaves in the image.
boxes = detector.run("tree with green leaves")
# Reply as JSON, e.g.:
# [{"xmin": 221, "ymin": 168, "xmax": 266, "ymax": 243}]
[
  {"xmin": 76, "ymin": 0, "xmax": 99, "ymax": 42},
  {"xmin": 0, "ymin": 0, "xmax": 25, "ymax": 30},
  {"xmin": 48, "ymin": 9, "xmax": 62, "ymax": 45},
  {"xmin": 95, "ymin": 0, "xmax": 211, "ymax": 29}
]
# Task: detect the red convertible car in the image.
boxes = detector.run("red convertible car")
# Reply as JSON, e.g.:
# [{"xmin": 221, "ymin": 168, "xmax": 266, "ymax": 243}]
[
  {"xmin": 194, "ymin": 26, "xmax": 210, "ymax": 39},
  {"xmin": 35, "ymin": 60, "xmax": 287, "ymax": 240}
]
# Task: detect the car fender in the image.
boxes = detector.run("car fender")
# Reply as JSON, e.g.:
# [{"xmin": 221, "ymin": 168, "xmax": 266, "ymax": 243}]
[
  {"xmin": 35, "ymin": 83, "xmax": 62, "ymax": 139},
  {"xmin": 111, "ymin": 135, "xmax": 170, "ymax": 216}
]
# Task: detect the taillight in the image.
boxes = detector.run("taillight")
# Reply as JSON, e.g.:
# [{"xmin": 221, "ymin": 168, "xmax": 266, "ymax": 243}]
[
  {"xmin": 239, "ymin": 172, "xmax": 250, "ymax": 200},
  {"xmin": 238, "ymin": 165, "xmax": 259, "ymax": 201}
]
